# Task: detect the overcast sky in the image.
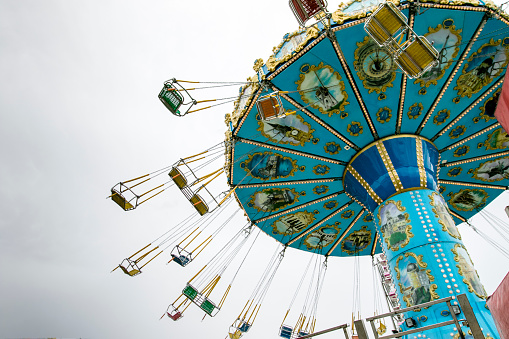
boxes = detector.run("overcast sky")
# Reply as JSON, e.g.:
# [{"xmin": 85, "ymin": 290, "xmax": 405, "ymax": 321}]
[{"xmin": 1, "ymin": 1, "xmax": 509, "ymax": 338}]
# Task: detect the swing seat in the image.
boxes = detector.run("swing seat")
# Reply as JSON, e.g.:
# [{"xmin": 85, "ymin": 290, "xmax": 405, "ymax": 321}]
[
  {"xmin": 279, "ymin": 325, "xmax": 293, "ymax": 339},
  {"xmin": 289, "ymin": 0, "xmax": 326, "ymax": 26},
  {"xmin": 229, "ymin": 330, "xmax": 243, "ymax": 339},
  {"xmin": 364, "ymin": 2, "xmax": 407, "ymax": 46},
  {"xmin": 183, "ymin": 284, "xmax": 199, "ymax": 300},
  {"xmin": 190, "ymin": 193, "xmax": 209, "ymax": 216},
  {"xmin": 239, "ymin": 322, "xmax": 251, "ymax": 332},
  {"xmin": 256, "ymin": 94, "xmax": 285, "ymax": 121},
  {"xmin": 158, "ymin": 82, "xmax": 184, "ymax": 116},
  {"xmin": 200, "ymin": 298, "xmax": 218, "ymax": 316},
  {"xmin": 110, "ymin": 190, "xmax": 135, "ymax": 211},
  {"xmin": 167, "ymin": 311, "xmax": 182, "ymax": 321},
  {"xmin": 169, "ymin": 167, "xmax": 188, "ymax": 189},
  {"xmin": 394, "ymin": 36, "xmax": 438, "ymax": 78},
  {"xmin": 171, "ymin": 254, "xmax": 191, "ymax": 267},
  {"xmin": 298, "ymin": 331, "xmax": 309, "ymax": 337}
]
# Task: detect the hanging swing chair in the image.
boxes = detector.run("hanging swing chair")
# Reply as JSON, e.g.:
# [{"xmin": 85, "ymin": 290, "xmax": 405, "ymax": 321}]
[
  {"xmin": 109, "ymin": 165, "xmax": 172, "ymax": 211},
  {"xmin": 169, "ymin": 156, "xmax": 223, "ymax": 216},
  {"xmin": 112, "ymin": 243, "xmax": 163, "ymax": 277},
  {"xmin": 170, "ymin": 245, "xmax": 193, "ymax": 267},
  {"xmin": 289, "ymin": 0, "xmax": 328, "ymax": 27},
  {"xmin": 364, "ymin": 1, "xmax": 438, "ymax": 78},
  {"xmin": 165, "ymin": 304, "xmax": 184, "ymax": 321},
  {"xmin": 228, "ymin": 245, "xmax": 285, "ymax": 339},
  {"xmin": 182, "ymin": 282, "xmax": 221, "ymax": 316},
  {"xmin": 158, "ymin": 78, "xmax": 197, "ymax": 117}
]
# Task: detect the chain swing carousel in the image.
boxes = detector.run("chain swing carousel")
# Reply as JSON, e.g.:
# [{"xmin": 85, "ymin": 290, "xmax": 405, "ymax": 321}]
[{"xmin": 109, "ymin": 0, "xmax": 509, "ymax": 337}]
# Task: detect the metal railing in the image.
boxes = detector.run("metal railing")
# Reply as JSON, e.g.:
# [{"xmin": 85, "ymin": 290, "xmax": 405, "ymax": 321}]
[{"xmin": 292, "ymin": 294, "xmax": 486, "ymax": 339}]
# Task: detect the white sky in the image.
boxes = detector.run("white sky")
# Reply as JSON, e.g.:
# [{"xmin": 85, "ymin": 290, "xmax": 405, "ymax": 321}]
[{"xmin": 1, "ymin": 1, "xmax": 509, "ymax": 338}]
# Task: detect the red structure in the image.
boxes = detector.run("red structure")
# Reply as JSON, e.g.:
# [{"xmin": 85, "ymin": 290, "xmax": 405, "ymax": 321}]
[
  {"xmin": 495, "ymin": 66, "xmax": 509, "ymax": 134},
  {"xmin": 487, "ymin": 272, "xmax": 509, "ymax": 339}
]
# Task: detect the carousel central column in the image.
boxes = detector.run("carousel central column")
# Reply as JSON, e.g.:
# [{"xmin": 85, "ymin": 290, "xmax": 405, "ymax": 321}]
[{"xmin": 343, "ymin": 135, "xmax": 497, "ymax": 339}]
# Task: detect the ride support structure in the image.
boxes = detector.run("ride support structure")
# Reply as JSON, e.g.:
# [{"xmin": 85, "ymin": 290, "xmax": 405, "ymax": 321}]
[{"xmin": 343, "ymin": 135, "xmax": 497, "ymax": 338}]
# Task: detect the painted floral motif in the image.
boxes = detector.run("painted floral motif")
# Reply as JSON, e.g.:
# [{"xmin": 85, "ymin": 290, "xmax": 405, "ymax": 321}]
[
  {"xmin": 447, "ymin": 189, "xmax": 488, "ymax": 211},
  {"xmin": 324, "ymin": 200, "xmax": 338, "ymax": 210},
  {"xmin": 452, "ymin": 244, "xmax": 488, "ymax": 298},
  {"xmin": 472, "ymin": 157, "xmax": 509, "ymax": 182},
  {"xmin": 271, "ymin": 211, "xmax": 316, "ymax": 235},
  {"xmin": 453, "ymin": 145, "xmax": 469, "ymax": 157},
  {"xmin": 407, "ymin": 103, "xmax": 423, "ymax": 120},
  {"xmin": 313, "ymin": 164, "xmax": 330, "ymax": 175},
  {"xmin": 455, "ymin": 38, "xmax": 509, "ymax": 98},
  {"xmin": 447, "ymin": 167, "xmax": 462, "ymax": 177},
  {"xmin": 257, "ymin": 114, "xmax": 314, "ymax": 147},
  {"xmin": 395, "ymin": 253, "xmax": 439, "ymax": 307},
  {"xmin": 304, "ymin": 224, "xmax": 341, "ymax": 249},
  {"xmin": 376, "ymin": 107, "xmax": 392, "ymax": 124},
  {"xmin": 248, "ymin": 188, "xmax": 299, "ymax": 212},
  {"xmin": 378, "ymin": 200, "xmax": 413, "ymax": 251},
  {"xmin": 341, "ymin": 226, "xmax": 372, "ymax": 254},
  {"xmin": 414, "ymin": 19, "xmax": 462, "ymax": 87},
  {"xmin": 429, "ymin": 192, "xmax": 461, "ymax": 240},
  {"xmin": 324, "ymin": 142, "xmax": 341, "ymax": 155},
  {"xmin": 449, "ymin": 125, "xmax": 466, "ymax": 139},
  {"xmin": 433, "ymin": 109, "xmax": 450, "ymax": 125},
  {"xmin": 363, "ymin": 214, "xmax": 374, "ymax": 222},
  {"xmin": 341, "ymin": 210, "xmax": 354, "ymax": 219},
  {"xmin": 240, "ymin": 152, "xmax": 298, "ymax": 180},
  {"xmin": 296, "ymin": 63, "xmax": 349, "ymax": 117},
  {"xmin": 313, "ymin": 185, "xmax": 329, "ymax": 195},
  {"xmin": 347, "ymin": 121, "xmax": 363, "ymax": 136},
  {"xmin": 477, "ymin": 128, "xmax": 509, "ymax": 150}
]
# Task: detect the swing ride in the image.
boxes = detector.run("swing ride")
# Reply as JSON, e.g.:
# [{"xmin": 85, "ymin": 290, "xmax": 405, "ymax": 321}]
[{"xmin": 109, "ymin": 0, "xmax": 509, "ymax": 337}]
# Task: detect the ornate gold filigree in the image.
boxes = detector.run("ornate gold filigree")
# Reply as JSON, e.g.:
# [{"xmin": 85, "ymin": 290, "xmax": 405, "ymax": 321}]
[
  {"xmin": 377, "ymin": 200, "xmax": 413, "ymax": 252},
  {"xmin": 428, "ymin": 192, "xmax": 462, "ymax": 240},
  {"xmin": 295, "ymin": 62, "xmax": 349, "ymax": 117},
  {"xmin": 256, "ymin": 114, "xmax": 315, "ymax": 147},
  {"xmin": 271, "ymin": 211, "xmax": 316, "ymax": 235},
  {"xmin": 304, "ymin": 224, "xmax": 342, "ymax": 249},
  {"xmin": 454, "ymin": 38, "xmax": 509, "ymax": 98},
  {"xmin": 248, "ymin": 188, "xmax": 300, "ymax": 213},
  {"xmin": 451, "ymin": 243, "xmax": 488, "ymax": 299},
  {"xmin": 241, "ymin": 151, "xmax": 298, "ymax": 181},
  {"xmin": 341, "ymin": 225, "xmax": 372, "ymax": 254},
  {"xmin": 265, "ymin": 27, "xmax": 320, "ymax": 73},
  {"xmin": 472, "ymin": 156, "xmax": 509, "ymax": 182},
  {"xmin": 353, "ymin": 37, "xmax": 396, "ymax": 94},
  {"xmin": 395, "ymin": 252, "xmax": 438, "ymax": 307},
  {"xmin": 414, "ymin": 20, "xmax": 462, "ymax": 88}
]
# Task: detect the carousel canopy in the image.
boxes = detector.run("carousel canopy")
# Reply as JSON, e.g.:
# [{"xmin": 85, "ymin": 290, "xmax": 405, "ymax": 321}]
[{"xmin": 224, "ymin": 0, "xmax": 509, "ymax": 257}]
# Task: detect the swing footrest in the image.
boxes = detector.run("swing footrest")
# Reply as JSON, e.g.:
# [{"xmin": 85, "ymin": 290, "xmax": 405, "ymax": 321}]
[{"xmin": 279, "ymin": 325, "xmax": 293, "ymax": 339}]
